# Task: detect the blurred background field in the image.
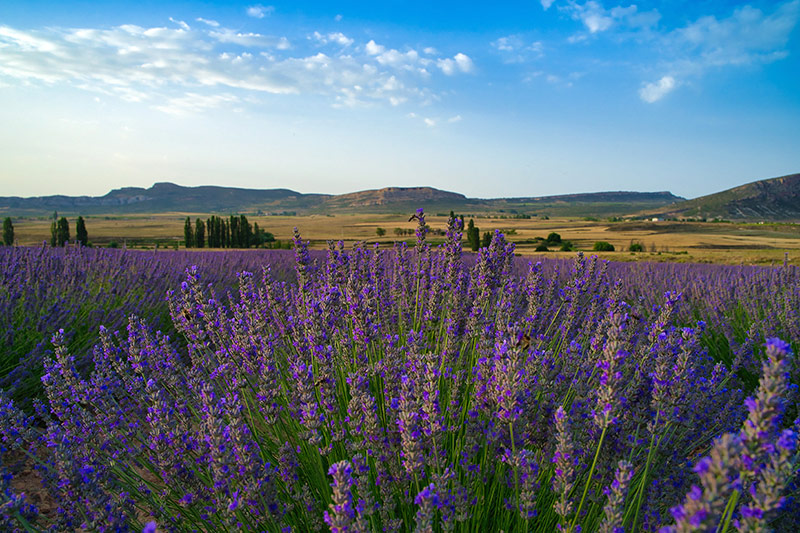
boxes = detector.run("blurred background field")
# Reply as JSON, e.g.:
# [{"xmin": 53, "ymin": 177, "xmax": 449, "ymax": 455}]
[{"xmin": 8, "ymin": 212, "xmax": 800, "ymax": 265}]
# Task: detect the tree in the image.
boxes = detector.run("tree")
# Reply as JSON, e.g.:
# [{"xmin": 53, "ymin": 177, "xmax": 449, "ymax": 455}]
[
  {"xmin": 535, "ymin": 242, "xmax": 549, "ymax": 252},
  {"xmin": 376, "ymin": 227, "xmax": 386, "ymax": 237},
  {"xmin": 467, "ymin": 219, "xmax": 480, "ymax": 251},
  {"xmin": 593, "ymin": 241, "xmax": 615, "ymax": 252},
  {"xmin": 629, "ymin": 241, "xmax": 644, "ymax": 252},
  {"xmin": 56, "ymin": 217, "xmax": 70, "ymax": 246},
  {"xmin": 560, "ymin": 241, "xmax": 575, "ymax": 251},
  {"xmin": 546, "ymin": 232, "xmax": 562, "ymax": 245},
  {"xmin": 195, "ymin": 218, "xmax": 205, "ymax": 248},
  {"xmin": 184, "ymin": 217, "xmax": 193, "ymax": 248},
  {"xmin": 2, "ymin": 217, "xmax": 13, "ymax": 246},
  {"xmin": 76, "ymin": 216, "xmax": 88, "ymax": 246},
  {"xmin": 481, "ymin": 231, "xmax": 492, "ymax": 249}
]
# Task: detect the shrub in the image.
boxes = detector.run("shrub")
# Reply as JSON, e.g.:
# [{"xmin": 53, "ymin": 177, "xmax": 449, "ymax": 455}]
[
  {"xmin": 594, "ymin": 241, "xmax": 615, "ymax": 252},
  {"xmin": 546, "ymin": 232, "xmax": 562, "ymax": 244},
  {"xmin": 560, "ymin": 241, "xmax": 574, "ymax": 251},
  {"xmin": 535, "ymin": 242, "xmax": 549, "ymax": 252},
  {"xmin": 629, "ymin": 242, "xmax": 644, "ymax": 252}
]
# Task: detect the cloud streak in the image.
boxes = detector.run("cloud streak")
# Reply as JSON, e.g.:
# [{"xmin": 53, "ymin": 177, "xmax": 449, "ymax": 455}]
[{"xmin": 0, "ymin": 21, "xmax": 475, "ymax": 114}]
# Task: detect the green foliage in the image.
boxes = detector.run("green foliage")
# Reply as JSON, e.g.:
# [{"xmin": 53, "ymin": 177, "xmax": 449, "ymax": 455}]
[
  {"xmin": 184, "ymin": 217, "xmax": 193, "ymax": 249},
  {"xmin": 53, "ymin": 217, "xmax": 70, "ymax": 246},
  {"xmin": 535, "ymin": 242, "xmax": 549, "ymax": 252},
  {"xmin": 2, "ymin": 217, "xmax": 13, "ymax": 246},
  {"xmin": 560, "ymin": 241, "xmax": 575, "ymax": 251},
  {"xmin": 593, "ymin": 241, "xmax": 615, "ymax": 252},
  {"xmin": 195, "ymin": 218, "xmax": 205, "ymax": 248},
  {"xmin": 467, "ymin": 218, "xmax": 480, "ymax": 251},
  {"xmin": 76, "ymin": 216, "xmax": 88, "ymax": 246},
  {"xmin": 546, "ymin": 232, "xmax": 562, "ymax": 244},
  {"xmin": 108, "ymin": 241, "xmax": 119, "ymax": 248},
  {"xmin": 376, "ymin": 227, "xmax": 386, "ymax": 237},
  {"xmin": 481, "ymin": 231, "xmax": 492, "ymax": 248},
  {"xmin": 629, "ymin": 241, "xmax": 644, "ymax": 252}
]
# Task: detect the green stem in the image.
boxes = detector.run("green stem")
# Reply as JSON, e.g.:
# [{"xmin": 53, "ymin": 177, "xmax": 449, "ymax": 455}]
[{"xmin": 570, "ymin": 424, "xmax": 608, "ymax": 532}]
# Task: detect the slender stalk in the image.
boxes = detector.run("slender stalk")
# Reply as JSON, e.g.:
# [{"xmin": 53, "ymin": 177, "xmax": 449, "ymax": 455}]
[{"xmin": 570, "ymin": 425, "xmax": 608, "ymax": 532}]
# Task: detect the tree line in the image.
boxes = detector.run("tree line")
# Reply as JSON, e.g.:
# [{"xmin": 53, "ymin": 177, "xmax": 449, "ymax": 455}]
[
  {"xmin": 46, "ymin": 214, "xmax": 88, "ymax": 247},
  {"xmin": 184, "ymin": 215, "xmax": 274, "ymax": 249}
]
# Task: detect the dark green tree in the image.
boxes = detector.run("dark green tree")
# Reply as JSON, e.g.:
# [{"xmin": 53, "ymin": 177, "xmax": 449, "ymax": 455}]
[
  {"xmin": 240, "ymin": 215, "xmax": 252, "ymax": 248},
  {"xmin": 481, "ymin": 231, "xmax": 492, "ymax": 248},
  {"xmin": 593, "ymin": 241, "xmax": 615, "ymax": 252},
  {"xmin": 56, "ymin": 217, "xmax": 70, "ymax": 246},
  {"xmin": 2, "ymin": 217, "xmax": 13, "ymax": 246},
  {"xmin": 76, "ymin": 216, "xmax": 88, "ymax": 246},
  {"xmin": 184, "ymin": 217, "xmax": 193, "ymax": 248},
  {"xmin": 195, "ymin": 219, "xmax": 205, "ymax": 248},
  {"xmin": 546, "ymin": 232, "xmax": 562, "ymax": 245},
  {"xmin": 230, "ymin": 216, "xmax": 240, "ymax": 247},
  {"xmin": 50, "ymin": 220, "xmax": 58, "ymax": 246},
  {"xmin": 376, "ymin": 227, "xmax": 386, "ymax": 237},
  {"xmin": 467, "ymin": 219, "xmax": 480, "ymax": 251}
]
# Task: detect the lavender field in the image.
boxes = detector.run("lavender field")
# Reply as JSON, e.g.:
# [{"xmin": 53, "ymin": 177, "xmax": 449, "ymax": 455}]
[{"xmin": 1, "ymin": 213, "xmax": 798, "ymax": 532}]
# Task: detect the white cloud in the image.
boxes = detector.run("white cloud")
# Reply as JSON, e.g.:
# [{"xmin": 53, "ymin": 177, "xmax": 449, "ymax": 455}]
[
  {"xmin": 246, "ymin": 5, "xmax": 274, "ymax": 19},
  {"xmin": 312, "ymin": 31, "xmax": 353, "ymax": 47},
  {"xmin": 565, "ymin": 1, "xmax": 660, "ymax": 36},
  {"xmin": 209, "ymin": 29, "xmax": 279, "ymax": 47},
  {"xmin": 492, "ymin": 36, "xmax": 517, "ymax": 52},
  {"xmin": 491, "ymin": 35, "xmax": 544, "ymax": 63},
  {"xmin": 424, "ymin": 117, "xmax": 436, "ymax": 127},
  {"xmin": 437, "ymin": 53, "xmax": 474, "ymax": 75},
  {"xmin": 169, "ymin": 18, "xmax": 190, "ymax": 31},
  {"xmin": 447, "ymin": 115, "xmax": 462, "ymax": 123},
  {"xmin": 541, "ymin": 0, "xmax": 556, "ymax": 9},
  {"xmin": 633, "ymin": 1, "xmax": 799, "ymax": 101},
  {"xmin": 670, "ymin": 1, "xmax": 799, "ymax": 68},
  {"xmin": 454, "ymin": 53, "xmax": 474, "ymax": 72},
  {"xmin": 334, "ymin": 14, "xmax": 343, "ymax": 22},
  {"xmin": 0, "ymin": 22, "xmax": 470, "ymax": 112},
  {"xmin": 195, "ymin": 18, "xmax": 220, "ymax": 28},
  {"xmin": 639, "ymin": 75, "xmax": 676, "ymax": 103},
  {"xmin": 365, "ymin": 40, "xmax": 385, "ymax": 55}
]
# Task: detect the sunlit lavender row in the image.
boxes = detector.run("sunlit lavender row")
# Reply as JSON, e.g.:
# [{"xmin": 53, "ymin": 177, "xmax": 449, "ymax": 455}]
[{"xmin": 0, "ymin": 212, "xmax": 798, "ymax": 532}]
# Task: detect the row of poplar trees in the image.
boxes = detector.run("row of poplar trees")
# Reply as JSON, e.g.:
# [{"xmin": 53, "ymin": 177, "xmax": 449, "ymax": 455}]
[
  {"xmin": 49, "ymin": 215, "xmax": 88, "ymax": 247},
  {"xmin": 184, "ymin": 214, "xmax": 273, "ymax": 249}
]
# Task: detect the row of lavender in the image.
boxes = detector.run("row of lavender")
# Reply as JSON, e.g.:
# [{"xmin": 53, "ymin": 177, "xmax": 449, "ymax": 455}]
[
  {"xmin": 0, "ymin": 215, "xmax": 798, "ymax": 531},
  {"xmin": 0, "ymin": 245, "xmax": 300, "ymax": 408}
]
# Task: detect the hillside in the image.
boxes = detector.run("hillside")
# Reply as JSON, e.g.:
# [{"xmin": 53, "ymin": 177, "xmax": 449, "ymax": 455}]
[
  {"xmin": 0, "ymin": 182, "xmax": 683, "ymax": 217},
  {"xmin": 650, "ymin": 173, "xmax": 800, "ymax": 221}
]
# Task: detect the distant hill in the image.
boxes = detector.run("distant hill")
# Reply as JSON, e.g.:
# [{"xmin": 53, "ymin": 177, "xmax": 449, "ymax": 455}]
[
  {"xmin": 0, "ymin": 182, "xmax": 683, "ymax": 217},
  {"xmin": 650, "ymin": 173, "xmax": 800, "ymax": 221},
  {"xmin": 0, "ymin": 182, "xmax": 327, "ymax": 214}
]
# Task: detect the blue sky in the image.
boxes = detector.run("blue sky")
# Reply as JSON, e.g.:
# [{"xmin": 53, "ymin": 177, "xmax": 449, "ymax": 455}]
[{"xmin": 0, "ymin": 1, "xmax": 798, "ymax": 199}]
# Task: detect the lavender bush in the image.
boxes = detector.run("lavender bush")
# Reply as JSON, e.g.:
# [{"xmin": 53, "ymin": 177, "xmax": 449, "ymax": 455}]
[{"xmin": 0, "ymin": 214, "xmax": 798, "ymax": 531}]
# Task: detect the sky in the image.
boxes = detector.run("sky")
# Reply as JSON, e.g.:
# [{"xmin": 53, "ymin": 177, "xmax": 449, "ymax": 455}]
[{"xmin": 0, "ymin": 1, "xmax": 798, "ymax": 200}]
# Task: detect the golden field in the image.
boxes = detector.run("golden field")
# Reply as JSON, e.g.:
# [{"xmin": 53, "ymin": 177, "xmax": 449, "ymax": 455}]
[{"xmin": 9, "ymin": 213, "xmax": 800, "ymax": 265}]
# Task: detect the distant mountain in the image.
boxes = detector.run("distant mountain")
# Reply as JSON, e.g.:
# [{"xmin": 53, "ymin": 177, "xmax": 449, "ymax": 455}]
[
  {"xmin": 0, "ymin": 182, "xmax": 328, "ymax": 215},
  {"xmin": 0, "ymin": 182, "xmax": 683, "ymax": 217},
  {"xmin": 650, "ymin": 173, "xmax": 800, "ymax": 221}
]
